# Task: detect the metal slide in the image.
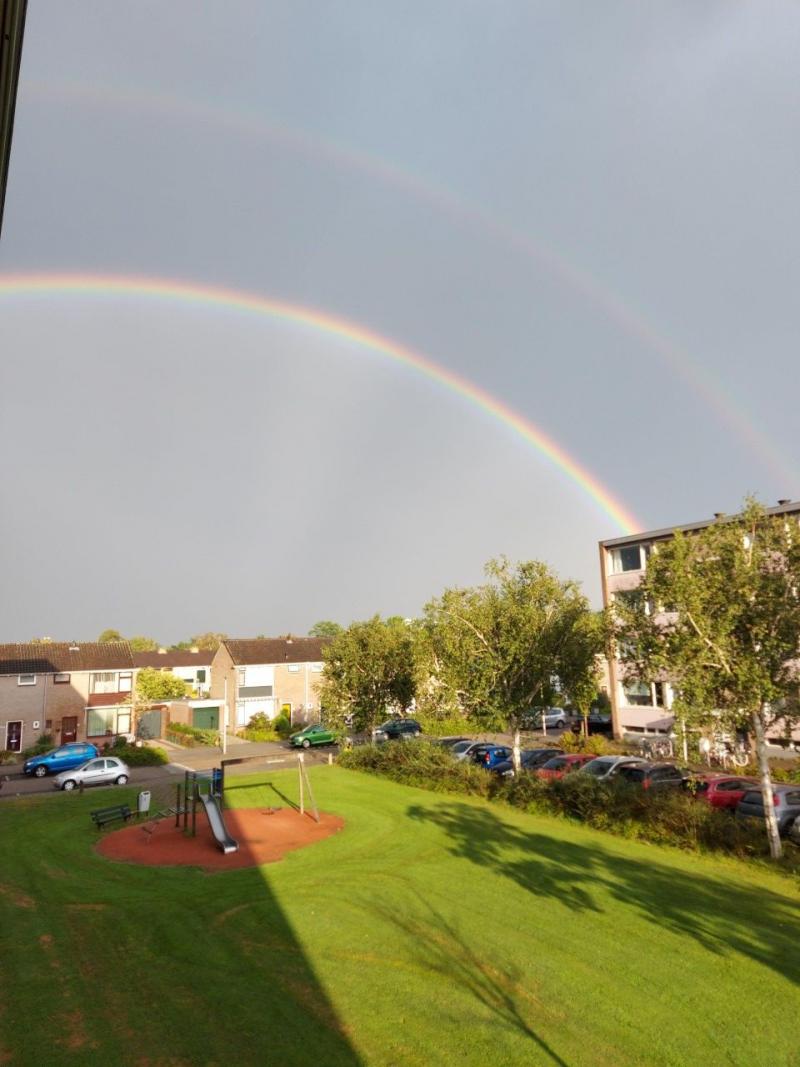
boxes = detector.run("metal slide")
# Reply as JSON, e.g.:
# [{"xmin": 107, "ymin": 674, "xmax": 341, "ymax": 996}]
[{"xmin": 198, "ymin": 793, "xmax": 239, "ymax": 854}]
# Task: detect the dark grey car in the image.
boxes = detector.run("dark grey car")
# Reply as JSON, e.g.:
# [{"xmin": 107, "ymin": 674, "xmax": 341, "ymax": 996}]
[{"xmin": 736, "ymin": 785, "xmax": 800, "ymax": 835}]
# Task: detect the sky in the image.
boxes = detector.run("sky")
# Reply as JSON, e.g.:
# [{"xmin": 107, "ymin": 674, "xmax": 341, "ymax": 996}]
[{"xmin": 1, "ymin": 1, "xmax": 799, "ymax": 644}]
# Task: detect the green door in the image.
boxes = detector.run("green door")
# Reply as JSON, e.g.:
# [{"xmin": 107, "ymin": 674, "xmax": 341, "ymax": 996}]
[{"xmin": 192, "ymin": 706, "xmax": 220, "ymax": 731}]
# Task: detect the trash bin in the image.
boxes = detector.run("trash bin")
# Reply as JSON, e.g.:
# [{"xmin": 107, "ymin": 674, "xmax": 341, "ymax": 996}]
[{"xmin": 138, "ymin": 790, "xmax": 151, "ymax": 815}]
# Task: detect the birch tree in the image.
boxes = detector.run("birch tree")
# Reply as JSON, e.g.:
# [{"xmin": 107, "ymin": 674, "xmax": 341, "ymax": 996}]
[{"xmin": 613, "ymin": 500, "xmax": 800, "ymax": 860}]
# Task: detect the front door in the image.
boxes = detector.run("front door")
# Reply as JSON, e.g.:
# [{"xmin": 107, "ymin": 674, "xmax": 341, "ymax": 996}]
[
  {"xmin": 61, "ymin": 717, "xmax": 78, "ymax": 743},
  {"xmin": 6, "ymin": 721, "xmax": 22, "ymax": 752}
]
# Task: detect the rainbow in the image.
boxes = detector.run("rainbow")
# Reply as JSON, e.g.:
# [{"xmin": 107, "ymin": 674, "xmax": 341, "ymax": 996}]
[
  {"xmin": 23, "ymin": 80, "xmax": 796, "ymax": 487},
  {"xmin": 0, "ymin": 271, "xmax": 642, "ymax": 534}
]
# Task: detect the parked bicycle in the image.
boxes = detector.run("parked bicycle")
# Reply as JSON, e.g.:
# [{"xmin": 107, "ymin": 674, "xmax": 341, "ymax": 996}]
[
  {"xmin": 634, "ymin": 735, "xmax": 674, "ymax": 760},
  {"xmin": 704, "ymin": 738, "xmax": 749, "ymax": 769}
]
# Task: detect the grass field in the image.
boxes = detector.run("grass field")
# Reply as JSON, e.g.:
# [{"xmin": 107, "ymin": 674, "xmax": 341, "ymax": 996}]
[{"xmin": 1, "ymin": 766, "xmax": 799, "ymax": 1066}]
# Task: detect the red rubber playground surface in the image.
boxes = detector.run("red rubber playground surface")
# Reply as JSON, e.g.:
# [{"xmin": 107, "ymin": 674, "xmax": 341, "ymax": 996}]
[{"xmin": 96, "ymin": 807, "xmax": 345, "ymax": 871}]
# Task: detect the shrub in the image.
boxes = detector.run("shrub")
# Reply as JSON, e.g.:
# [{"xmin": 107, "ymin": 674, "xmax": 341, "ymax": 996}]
[
  {"xmin": 246, "ymin": 712, "xmax": 273, "ymax": 732},
  {"xmin": 106, "ymin": 743, "xmax": 169, "ymax": 766},
  {"xmin": 0, "ymin": 750, "xmax": 19, "ymax": 765},
  {"xmin": 273, "ymin": 714, "xmax": 292, "ymax": 739},
  {"xmin": 21, "ymin": 733, "xmax": 54, "ymax": 758},
  {"xmin": 559, "ymin": 732, "xmax": 616, "ymax": 756},
  {"xmin": 237, "ymin": 728, "xmax": 279, "ymax": 743},
  {"xmin": 415, "ymin": 714, "xmax": 471, "ymax": 738},
  {"xmin": 165, "ymin": 722, "xmax": 218, "ymax": 747},
  {"xmin": 339, "ymin": 740, "xmax": 491, "ymax": 796}
]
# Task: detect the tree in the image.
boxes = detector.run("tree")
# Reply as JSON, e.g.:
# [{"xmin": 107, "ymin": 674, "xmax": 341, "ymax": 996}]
[
  {"xmin": 188, "ymin": 632, "xmax": 227, "ymax": 651},
  {"xmin": 422, "ymin": 559, "xmax": 605, "ymax": 769},
  {"xmin": 128, "ymin": 636, "xmax": 159, "ymax": 652},
  {"xmin": 613, "ymin": 500, "xmax": 800, "ymax": 860},
  {"xmin": 319, "ymin": 616, "xmax": 418, "ymax": 733},
  {"xmin": 97, "ymin": 629, "xmax": 122, "ymax": 643},
  {"xmin": 308, "ymin": 620, "xmax": 343, "ymax": 638},
  {"xmin": 135, "ymin": 667, "xmax": 189, "ymax": 702},
  {"xmin": 29, "ymin": 636, "xmax": 53, "ymax": 644}
]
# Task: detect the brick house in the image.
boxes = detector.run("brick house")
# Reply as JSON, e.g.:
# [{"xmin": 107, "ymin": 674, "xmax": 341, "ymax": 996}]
[
  {"xmin": 209, "ymin": 637, "xmax": 328, "ymax": 731},
  {"xmin": 0, "ymin": 642, "xmax": 134, "ymax": 753}
]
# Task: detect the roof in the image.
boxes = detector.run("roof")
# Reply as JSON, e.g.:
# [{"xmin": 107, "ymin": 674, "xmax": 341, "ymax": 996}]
[
  {"xmin": 223, "ymin": 637, "xmax": 329, "ymax": 666},
  {"xmin": 600, "ymin": 499, "xmax": 800, "ymax": 549},
  {"xmin": 0, "ymin": 641, "xmax": 134, "ymax": 676},
  {"xmin": 0, "ymin": 0, "xmax": 27, "ymax": 238},
  {"xmin": 133, "ymin": 650, "xmax": 214, "ymax": 669}
]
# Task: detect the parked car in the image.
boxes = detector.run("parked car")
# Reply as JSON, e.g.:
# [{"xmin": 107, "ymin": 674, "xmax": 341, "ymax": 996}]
[
  {"xmin": 615, "ymin": 762, "xmax": 688, "ymax": 790},
  {"xmin": 685, "ymin": 774, "xmax": 758, "ymax": 810},
  {"xmin": 372, "ymin": 719, "xmax": 422, "ymax": 742},
  {"xmin": 471, "ymin": 744, "xmax": 513, "ymax": 770},
  {"xmin": 289, "ymin": 723, "xmax": 337, "ymax": 748},
  {"xmin": 434, "ymin": 736, "xmax": 470, "ymax": 749},
  {"xmin": 53, "ymin": 756, "xmax": 130, "ymax": 792},
  {"xmin": 492, "ymin": 747, "xmax": 564, "ymax": 778},
  {"xmin": 521, "ymin": 707, "xmax": 569, "ymax": 730},
  {"xmin": 578, "ymin": 755, "xmax": 648, "ymax": 780},
  {"xmin": 24, "ymin": 742, "xmax": 99, "ymax": 778},
  {"xmin": 586, "ymin": 708, "xmax": 613, "ymax": 734},
  {"xmin": 736, "ymin": 785, "xmax": 800, "ymax": 836},
  {"xmin": 450, "ymin": 740, "xmax": 488, "ymax": 762},
  {"xmin": 535, "ymin": 753, "xmax": 596, "ymax": 780}
]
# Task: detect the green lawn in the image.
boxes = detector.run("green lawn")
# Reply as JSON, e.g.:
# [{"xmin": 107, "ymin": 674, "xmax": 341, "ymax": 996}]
[{"xmin": 1, "ymin": 767, "xmax": 799, "ymax": 1066}]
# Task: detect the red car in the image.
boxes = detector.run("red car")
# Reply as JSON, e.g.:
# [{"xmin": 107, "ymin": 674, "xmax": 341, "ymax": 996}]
[
  {"xmin": 686, "ymin": 774, "xmax": 758, "ymax": 809},
  {"xmin": 535, "ymin": 753, "xmax": 597, "ymax": 780}
]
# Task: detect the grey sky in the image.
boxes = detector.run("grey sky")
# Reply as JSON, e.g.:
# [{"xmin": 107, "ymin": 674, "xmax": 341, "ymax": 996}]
[{"xmin": 1, "ymin": 2, "xmax": 799, "ymax": 643}]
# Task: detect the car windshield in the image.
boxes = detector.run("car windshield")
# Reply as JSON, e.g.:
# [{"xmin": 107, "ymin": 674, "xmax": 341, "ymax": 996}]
[
  {"xmin": 451, "ymin": 741, "xmax": 473, "ymax": 754},
  {"xmin": 618, "ymin": 766, "xmax": 646, "ymax": 782},
  {"xmin": 542, "ymin": 757, "xmax": 567, "ymax": 770},
  {"xmin": 378, "ymin": 722, "xmax": 395, "ymax": 730},
  {"xmin": 582, "ymin": 759, "xmax": 613, "ymax": 776}
]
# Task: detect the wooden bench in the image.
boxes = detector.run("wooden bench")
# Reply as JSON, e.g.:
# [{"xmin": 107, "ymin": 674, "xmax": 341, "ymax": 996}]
[{"xmin": 90, "ymin": 804, "xmax": 133, "ymax": 830}]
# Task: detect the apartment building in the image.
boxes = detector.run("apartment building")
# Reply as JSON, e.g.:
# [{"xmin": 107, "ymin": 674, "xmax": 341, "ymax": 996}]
[
  {"xmin": 210, "ymin": 637, "xmax": 328, "ymax": 731},
  {"xmin": 599, "ymin": 499, "xmax": 800, "ymax": 738},
  {"xmin": 0, "ymin": 641, "xmax": 134, "ymax": 752}
]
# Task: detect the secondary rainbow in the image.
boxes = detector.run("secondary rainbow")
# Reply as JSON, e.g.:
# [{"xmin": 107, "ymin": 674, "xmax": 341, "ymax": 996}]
[{"xmin": 0, "ymin": 272, "xmax": 642, "ymax": 534}]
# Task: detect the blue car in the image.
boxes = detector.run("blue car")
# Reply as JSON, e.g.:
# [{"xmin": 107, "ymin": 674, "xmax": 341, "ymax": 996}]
[
  {"xmin": 24, "ymin": 742, "xmax": 99, "ymax": 778},
  {"xmin": 471, "ymin": 744, "xmax": 513, "ymax": 769}
]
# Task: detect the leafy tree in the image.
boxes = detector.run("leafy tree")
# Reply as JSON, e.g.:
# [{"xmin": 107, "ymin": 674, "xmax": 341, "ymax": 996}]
[
  {"xmin": 135, "ymin": 667, "xmax": 189, "ymax": 702},
  {"xmin": 422, "ymin": 559, "xmax": 605, "ymax": 769},
  {"xmin": 98, "ymin": 629, "xmax": 123, "ymax": 643},
  {"xmin": 319, "ymin": 616, "xmax": 418, "ymax": 733},
  {"xmin": 613, "ymin": 500, "xmax": 800, "ymax": 860},
  {"xmin": 308, "ymin": 620, "xmax": 343, "ymax": 638},
  {"xmin": 128, "ymin": 636, "xmax": 159, "ymax": 652},
  {"xmin": 188, "ymin": 632, "xmax": 227, "ymax": 651}
]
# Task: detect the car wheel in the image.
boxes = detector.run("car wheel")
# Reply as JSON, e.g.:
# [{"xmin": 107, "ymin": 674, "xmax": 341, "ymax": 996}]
[
  {"xmin": 62, "ymin": 780, "xmax": 77, "ymax": 791},
  {"xmin": 115, "ymin": 775, "xmax": 128, "ymax": 785},
  {"xmin": 302, "ymin": 739, "xmax": 311, "ymax": 749},
  {"xmin": 556, "ymin": 720, "xmax": 565, "ymax": 730},
  {"xmin": 34, "ymin": 765, "xmax": 47, "ymax": 778},
  {"xmin": 413, "ymin": 730, "xmax": 420, "ymax": 738}
]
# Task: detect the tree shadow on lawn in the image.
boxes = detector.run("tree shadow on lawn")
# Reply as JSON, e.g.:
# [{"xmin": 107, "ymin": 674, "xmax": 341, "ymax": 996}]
[
  {"xmin": 406, "ymin": 802, "xmax": 800, "ymax": 986},
  {"xmin": 366, "ymin": 890, "xmax": 570, "ymax": 1067}
]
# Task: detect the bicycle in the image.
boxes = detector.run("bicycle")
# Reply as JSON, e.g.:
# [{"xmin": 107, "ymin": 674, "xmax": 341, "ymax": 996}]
[
  {"xmin": 706, "ymin": 740, "xmax": 749, "ymax": 769},
  {"xmin": 635, "ymin": 735, "xmax": 674, "ymax": 760}
]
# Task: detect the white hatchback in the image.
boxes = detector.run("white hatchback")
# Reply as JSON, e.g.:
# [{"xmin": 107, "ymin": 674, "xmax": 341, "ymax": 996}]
[{"xmin": 53, "ymin": 756, "xmax": 130, "ymax": 791}]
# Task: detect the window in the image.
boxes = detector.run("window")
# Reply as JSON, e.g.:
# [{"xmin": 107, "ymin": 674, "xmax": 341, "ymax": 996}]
[
  {"xmin": 622, "ymin": 680, "xmax": 653, "ymax": 706},
  {"xmin": 87, "ymin": 707, "xmax": 131, "ymax": 736},
  {"xmin": 197, "ymin": 669, "xmax": 206, "ymax": 683},
  {"xmin": 652, "ymin": 682, "xmax": 666, "ymax": 707},
  {"xmin": 288, "ymin": 664, "xmax": 300, "ymax": 673},
  {"xmin": 45, "ymin": 719, "xmax": 52, "ymax": 731},
  {"xmin": 53, "ymin": 673, "xmax": 70, "ymax": 684},
  {"xmin": 118, "ymin": 673, "xmax": 132, "ymax": 693},
  {"xmin": 311, "ymin": 663, "xmax": 322, "ymax": 672},
  {"xmin": 237, "ymin": 668, "xmax": 246, "ymax": 687},
  {"xmin": 17, "ymin": 674, "xmax": 36, "ymax": 686},
  {"xmin": 610, "ymin": 545, "xmax": 646, "ymax": 574},
  {"xmin": 90, "ymin": 672, "xmax": 117, "ymax": 694}
]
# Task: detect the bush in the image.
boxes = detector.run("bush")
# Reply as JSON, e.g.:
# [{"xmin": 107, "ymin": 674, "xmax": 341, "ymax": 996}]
[
  {"xmin": 273, "ymin": 714, "xmax": 292, "ymax": 739},
  {"xmin": 0, "ymin": 750, "xmax": 19, "ymax": 765},
  {"xmin": 559, "ymin": 732, "xmax": 617, "ymax": 756},
  {"xmin": 414, "ymin": 714, "xmax": 471, "ymax": 738},
  {"xmin": 237, "ymin": 728, "xmax": 279, "ymax": 743},
  {"xmin": 104, "ymin": 743, "xmax": 169, "ymax": 766},
  {"xmin": 339, "ymin": 740, "xmax": 491, "ymax": 797},
  {"xmin": 21, "ymin": 733, "xmax": 54, "ymax": 758},
  {"xmin": 165, "ymin": 722, "xmax": 218, "ymax": 747}
]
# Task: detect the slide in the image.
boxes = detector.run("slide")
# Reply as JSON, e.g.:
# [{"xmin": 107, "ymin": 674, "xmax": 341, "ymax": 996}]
[{"xmin": 199, "ymin": 793, "xmax": 239, "ymax": 854}]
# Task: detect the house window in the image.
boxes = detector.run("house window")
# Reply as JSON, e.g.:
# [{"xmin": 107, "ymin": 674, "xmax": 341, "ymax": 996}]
[
  {"xmin": 288, "ymin": 665, "xmax": 300, "ymax": 673},
  {"xmin": 610, "ymin": 545, "xmax": 646, "ymax": 574},
  {"xmin": 118, "ymin": 673, "xmax": 132, "ymax": 692},
  {"xmin": 197, "ymin": 669, "xmax": 207, "ymax": 683},
  {"xmin": 54, "ymin": 673, "xmax": 71, "ymax": 684},
  {"xmin": 17, "ymin": 674, "xmax": 36, "ymax": 686},
  {"xmin": 87, "ymin": 707, "xmax": 132, "ymax": 736},
  {"xmin": 90, "ymin": 672, "xmax": 118, "ymax": 694},
  {"xmin": 45, "ymin": 720, "xmax": 52, "ymax": 731},
  {"xmin": 237, "ymin": 668, "xmax": 246, "ymax": 687},
  {"xmin": 622, "ymin": 679, "xmax": 653, "ymax": 706}
]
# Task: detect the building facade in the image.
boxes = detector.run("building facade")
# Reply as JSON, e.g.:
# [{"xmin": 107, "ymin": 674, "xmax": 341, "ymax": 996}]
[
  {"xmin": 0, "ymin": 642, "xmax": 134, "ymax": 752},
  {"xmin": 209, "ymin": 637, "xmax": 327, "ymax": 731},
  {"xmin": 132, "ymin": 648, "xmax": 213, "ymax": 696},
  {"xmin": 599, "ymin": 499, "xmax": 800, "ymax": 739}
]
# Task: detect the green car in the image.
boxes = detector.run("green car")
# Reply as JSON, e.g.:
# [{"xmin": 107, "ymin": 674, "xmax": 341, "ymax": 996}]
[{"xmin": 289, "ymin": 723, "xmax": 336, "ymax": 749}]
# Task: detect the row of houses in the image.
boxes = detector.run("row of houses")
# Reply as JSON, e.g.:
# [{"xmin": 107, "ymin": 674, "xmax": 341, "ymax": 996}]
[{"xmin": 0, "ymin": 637, "xmax": 328, "ymax": 754}]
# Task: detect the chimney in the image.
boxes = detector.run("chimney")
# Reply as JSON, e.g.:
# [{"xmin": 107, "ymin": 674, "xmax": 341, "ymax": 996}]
[
  {"xmin": 713, "ymin": 513, "xmax": 724, "ymax": 520},
  {"xmin": 778, "ymin": 499, "xmax": 790, "ymax": 506},
  {"xmin": 190, "ymin": 646, "xmax": 199, "ymax": 654}
]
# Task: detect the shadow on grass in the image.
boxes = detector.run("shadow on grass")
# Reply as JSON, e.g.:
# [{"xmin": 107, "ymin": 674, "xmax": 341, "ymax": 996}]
[
  {"xmin": 407, "ymin": 801, "xmax": 800, "ymax": 986},
  {"xmin": 367, "ymin": 891, "xmax": 569, "ymax": 1066}
]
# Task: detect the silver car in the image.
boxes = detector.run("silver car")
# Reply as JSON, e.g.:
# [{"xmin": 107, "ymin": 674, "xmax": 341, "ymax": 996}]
[
  {"xmin": 53, "ymin": 756, "xmax": 130, "ymax": 792},
  {"xmin": 578, "ymin": 755, "xmax": 647, "ymax": 780}
]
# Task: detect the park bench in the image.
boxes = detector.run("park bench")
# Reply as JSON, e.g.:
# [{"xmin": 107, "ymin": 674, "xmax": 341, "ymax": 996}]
[{"xmin": 90, "ymin": 804, "xmax": 133, "ymax": 830}]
